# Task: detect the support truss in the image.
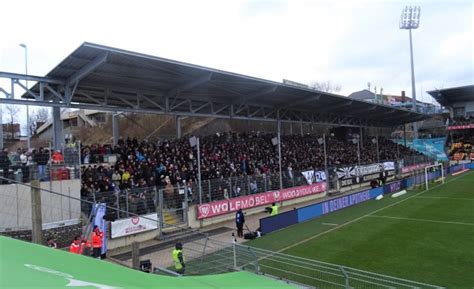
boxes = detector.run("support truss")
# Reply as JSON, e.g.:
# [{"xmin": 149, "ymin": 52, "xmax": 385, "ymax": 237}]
[{"xmin": 0, "ymin": 71, "xmax": 388, "ymax": 128}]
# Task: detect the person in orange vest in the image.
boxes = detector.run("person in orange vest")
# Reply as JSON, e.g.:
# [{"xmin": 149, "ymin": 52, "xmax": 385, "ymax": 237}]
[
  {"xmin": 52, "ymin": 150, "xmax": 64, "ymax": 164},
  {"xmin": 69, "ymin": 235, "xmax": 82, "ymax": 254},
  {"xmin": 91, "ymin": 225, "xmax": 104, "ymax": 259},
  {"xmin": 81, "ymin": 237, "xmax": 92, "ymax": 256}
]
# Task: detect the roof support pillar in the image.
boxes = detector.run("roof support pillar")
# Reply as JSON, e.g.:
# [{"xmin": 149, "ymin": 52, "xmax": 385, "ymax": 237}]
[
  {"xmin": 277, "ymin": 110, "xmax": 283, "ymax": 190},
  {"xmin": 359, "ymin": 126, "xmax": 364, "ymax": 149},
  {"xmin": 112, "ymin": 114, "xmax": 120, "ymax": 146},
  {"xmin": 176, "ymin": 115, "xmax": 182, "ymax": 139},
  {"xmin": 52, "ymin": 106, "xmax": 63, "ymax": 150}
]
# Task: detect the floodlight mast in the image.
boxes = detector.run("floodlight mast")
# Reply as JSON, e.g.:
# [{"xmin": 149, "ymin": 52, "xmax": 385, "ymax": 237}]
[{"xmin": 399, "ymin": 6, "xmax": 421, "ymax": 139}]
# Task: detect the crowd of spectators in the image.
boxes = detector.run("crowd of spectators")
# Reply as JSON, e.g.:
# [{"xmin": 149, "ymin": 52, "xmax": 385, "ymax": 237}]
[
  {"xmin": 0, "ymin": 147, "xmax": 53, "ymax": 183},
  {"xmin": 448, "ymin": 134, "xmax": 473, "ymax": 161},
  {"xmin": 79, "ymin": 133, "xmax": 422, "ymax": 199},
  {"xmin": 448, "ymin": 116, "xmax": 474, "ymax": 126},
  {"xmin": 0, "ymin": 145, "xmax": 79, "ymax": 184}
]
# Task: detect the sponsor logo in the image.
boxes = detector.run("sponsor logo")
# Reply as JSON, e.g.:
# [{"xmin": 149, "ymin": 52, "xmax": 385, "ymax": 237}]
[
  {"xmin": 273, "ymin": 191, "xmax": 280, "ymax": 200},
  {"xmin": 131, "ymin": 216, "xmax": 139, "ymax": 225},
  {"xmin": 199, "ymin": 204, "xmax": 210, "ymax": 218},
  {"xmin": 336, "ymin": 166, "xmax": 355, "ymax": 179}
]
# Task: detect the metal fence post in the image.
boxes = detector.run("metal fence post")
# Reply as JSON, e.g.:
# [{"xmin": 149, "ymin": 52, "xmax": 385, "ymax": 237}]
[
  {"xmin": 116, "ymin": 191, "xmax": 120, "ymax": 220},
  {"xmin": 184, "ymin": 184, "xmax": 189, "ymax": 226},
  {"xmin": 264, "ymin": 174, "xmax": 268, "ymax": 192},
  {"xmin": 78, "ymin": 140, "xmax": 82, "ymax": 179},
  {"xmin": 68, "ymin": 187, "xmax": 72, "ymax": 219},
  {"xmin": 340, "ymin": 266, "xmax": 350, "ymax": 289},
  {"xmin": 199, "ymin": 236, "xmax": 209, "ymax": 271},
  {"xmin": 247, "ymin": 176, "xmax": 251, "ymax": 195},
  {"xmin": 208, "ymin": 180, "xmax": 212, "ymax": 202},
  {"xmin": 233, "ymin": 243, "xmax": 237, "ymax": 269},
  {"xmin": 48, "ymin": 142, "xmax": 52, "ymax": 192},
  {"xmin": 247, "ymin": 246, "xmax": 259, "ymax": 274},
  {"xmin": 125, "ymin": 190, "xmax": 129, "ymax": 217},
  {"xmin": 16, "ymin": 185, "xmax": 20, "ymax": 229},
  {"xmin": 158, "ymin": 189, "xmax": 164, "ymax": 238}
]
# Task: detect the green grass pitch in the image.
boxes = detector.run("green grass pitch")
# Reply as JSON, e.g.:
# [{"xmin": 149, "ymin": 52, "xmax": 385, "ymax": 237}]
[{"xmin": 249, "ymin": 171, "xmax": 474, "ymax": 288}]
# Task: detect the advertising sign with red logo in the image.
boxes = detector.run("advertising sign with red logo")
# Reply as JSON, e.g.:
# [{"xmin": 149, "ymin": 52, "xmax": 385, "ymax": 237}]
[
  {"xmin": 111, "ymin": 213, "xmax": 158, "ymax": 239},
  {"xmin": 197, "ymin": 182, "xmax": 326, "ymax": 219},
  {"xmin": 447, "ymin": 124, "xmax": 474, "ymax": 130}
]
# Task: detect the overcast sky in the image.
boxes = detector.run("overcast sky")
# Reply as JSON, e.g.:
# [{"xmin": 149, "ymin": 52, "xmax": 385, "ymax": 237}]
[{"xmin": 0, "ymin": 0, "xmax": 473, "ymax": 125}]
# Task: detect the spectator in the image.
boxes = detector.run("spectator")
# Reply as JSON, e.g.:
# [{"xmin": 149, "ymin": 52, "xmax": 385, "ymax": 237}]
[
  {"xmin": 52, "ymin": 150, "xmax": 64, "ymax": 164},
  {"xmin": 47, "ymin": 238, "xmax": 57, "ymax": 249},
  {"xmin": 0, "ymin": 148, "xmax": 11, "ymax": 183}
]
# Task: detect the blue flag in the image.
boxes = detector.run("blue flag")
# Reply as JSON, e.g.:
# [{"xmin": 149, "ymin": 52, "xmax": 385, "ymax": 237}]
[{"xmin": 93, "ymin": 203, "xmax": 107, "ymax": 254}]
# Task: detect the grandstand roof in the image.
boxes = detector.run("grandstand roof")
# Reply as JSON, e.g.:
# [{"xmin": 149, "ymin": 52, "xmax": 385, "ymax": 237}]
[
  {"xmin": 10, "ymin": 42, "xmax": 429, "ymax": 127},
  {"xmin": 427, "ymin": 85, "xmax": 474, "ymax": 107}
]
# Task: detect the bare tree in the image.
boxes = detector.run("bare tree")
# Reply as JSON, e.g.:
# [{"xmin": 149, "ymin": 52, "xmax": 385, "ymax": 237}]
[
  {"xmin": 5, "ymin": 105, "xmax": 20, "ymax": 139},
  {"xmin": 29, "ymin": 107, "xmax": 50, "ymax": 135},
  {"xmin": 308, "ymin": 81, "xmax": 342, "ymax": 93}
]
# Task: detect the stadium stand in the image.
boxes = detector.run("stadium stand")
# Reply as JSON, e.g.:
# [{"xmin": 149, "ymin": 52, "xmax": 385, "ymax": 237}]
[{"xmin": 75, "ymin": 132, "xmax": 424, "ymax": 214}]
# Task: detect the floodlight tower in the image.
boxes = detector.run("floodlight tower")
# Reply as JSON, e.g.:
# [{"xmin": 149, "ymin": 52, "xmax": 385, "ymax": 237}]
[{"xmin": 399, "ymin": 6, "xmax": 421, "ymax": 138}]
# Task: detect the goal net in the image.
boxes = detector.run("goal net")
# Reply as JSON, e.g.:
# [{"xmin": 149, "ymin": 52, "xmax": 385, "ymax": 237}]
[{"xmin": 424, "ymin": 163, "xmax": 444, "ymax": 190}]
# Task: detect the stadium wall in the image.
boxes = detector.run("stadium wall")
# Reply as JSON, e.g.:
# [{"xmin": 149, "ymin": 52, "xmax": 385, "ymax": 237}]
[
  {"xmin": 259, "ymin": 165, "xmax": 468, "ymax": 234},
  {"xmin": 0, "ymin": 180, "xmax": 81, "ymax": 231}
]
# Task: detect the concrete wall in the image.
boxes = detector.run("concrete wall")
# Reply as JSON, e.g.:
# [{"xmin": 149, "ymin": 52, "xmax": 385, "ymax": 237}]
[
  {"xmin": 0, "ymin": 223, "xmax": 82, "ymax": 248},
  {"xmin": 0, "ymin": 179, "xmax": 81, "ymax": 231},
  {"xmin": 107, "ymin": 229, "xmax": 159, "ymax": 251}
]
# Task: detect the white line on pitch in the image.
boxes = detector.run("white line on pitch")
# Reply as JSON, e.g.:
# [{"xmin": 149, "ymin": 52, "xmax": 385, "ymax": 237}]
[
  {"xmin": 414, "ymin": 196, "xmax": 474, "ymax": 201},
  {"xmin": 275, "ymin": 171, "xmax": 473, "ymax": 254},
  {"xmin": 321, "ymin": 223, "xmax": 339, "ymax": 226},
  {"xmin": 368, "ymin": 215, "xmax": 474, "ymax": 226}
]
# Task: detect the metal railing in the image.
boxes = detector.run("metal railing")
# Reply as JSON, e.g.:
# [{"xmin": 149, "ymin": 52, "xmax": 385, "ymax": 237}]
[
  {"xmin": 244, "ymin": 245, "xmax": 443, "ymax": 289},
  {"xmin": 149, "ymin": 232, "xmax": 443, "ymax": 288}
]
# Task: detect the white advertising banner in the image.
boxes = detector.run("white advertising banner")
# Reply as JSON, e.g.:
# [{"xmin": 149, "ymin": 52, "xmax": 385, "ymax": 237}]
[
  {"xmin": 302, "ymin": 170, "xmax": 326, "ymax": 184},
  {"xmin": 383, "ymin": 161, "xmax": 395, "ymax": 171},
  {"xmin": 111, "ymin": 213, "xmax": 159, "ymax": 239}
]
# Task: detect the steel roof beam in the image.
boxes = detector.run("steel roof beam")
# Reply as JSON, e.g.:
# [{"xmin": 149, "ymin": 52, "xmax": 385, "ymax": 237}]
[
  {"xmin": 166, "ymin": 72, "xmax": 213, "ymax": 98},
  {"xmin": 281, "ymin": 94, "xmax": 321, "ymax": 109},
  {"xmin": 0, "ymin": 98, "xmax": 63, "ymax": 107},
  {"xmin": 315, "ymin": 100, "xmax": 353, "ymax": 112},
  {"xmin": 66, "ymin": 52, "xmax": 108, "ymax": 86},
  {"xmin": 0, "ymin": 71, "xmax": 66, "ymax": 85},
  {"xmin": 241, "ymin": 85, "xmax": 278, "ymax": 104},
  {"xmin": 139, "ymin": 93, "xmax": 164, "ymax": 110}
]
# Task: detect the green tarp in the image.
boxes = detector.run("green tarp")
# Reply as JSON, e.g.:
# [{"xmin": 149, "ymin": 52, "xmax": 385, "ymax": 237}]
[{"xmin": 0, "ymin": 236, "xmax": 294, "ymax": 289}]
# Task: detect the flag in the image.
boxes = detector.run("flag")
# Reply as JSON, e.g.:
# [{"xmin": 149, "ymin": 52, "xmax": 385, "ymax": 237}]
[
  {"xmin": 302, "ymin": 170, "xmax": 315, "ymax": 184},
  {"xmin": 93, "ymin": 203, "xmax": 107, "ymax": 255}
]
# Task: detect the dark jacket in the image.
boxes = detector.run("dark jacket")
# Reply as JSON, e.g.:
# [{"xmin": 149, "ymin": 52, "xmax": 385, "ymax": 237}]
[
  {"xmin": 0, "ymin": 152, "xmax": 11, "ymax": 169},
  {"xmin": 236, "ymin": 210, "xmax": 245, "ymax": 225}
]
